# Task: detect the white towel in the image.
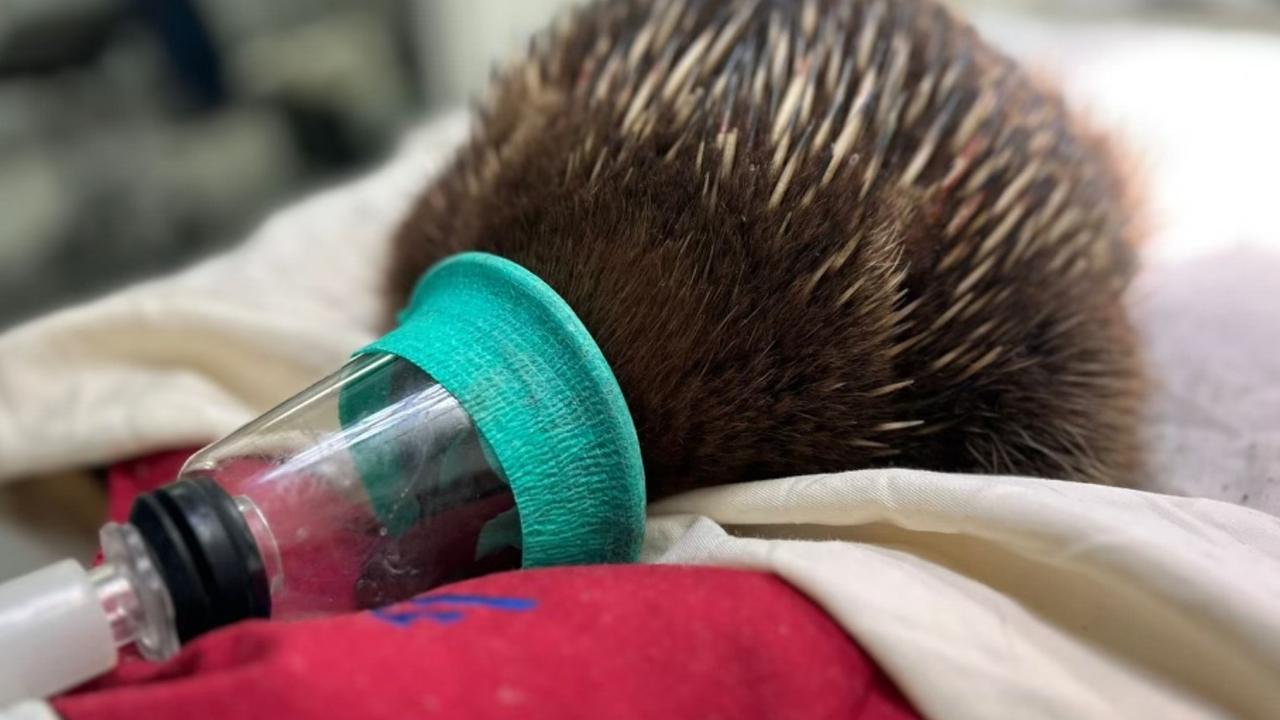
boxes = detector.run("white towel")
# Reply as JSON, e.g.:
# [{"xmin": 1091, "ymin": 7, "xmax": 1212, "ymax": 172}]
[{"xmin": 646, "ymin": 469, "xmax": 1280, "ymax": 719}]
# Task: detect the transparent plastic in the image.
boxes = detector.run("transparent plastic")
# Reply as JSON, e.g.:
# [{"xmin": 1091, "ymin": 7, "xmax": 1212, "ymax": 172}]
[
  {"xmin": 94, "ymin": 522, "xmax": 178, "ymax": 660},
  {"xmin": 177, "ymin": 353, "xmax": 523, "ymax": 619}
]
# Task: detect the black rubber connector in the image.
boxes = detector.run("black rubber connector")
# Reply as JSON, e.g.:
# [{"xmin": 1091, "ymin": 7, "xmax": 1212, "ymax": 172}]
[{"xmin": 129, "ymin": 477, "xmax": 271, "ymax": 642}]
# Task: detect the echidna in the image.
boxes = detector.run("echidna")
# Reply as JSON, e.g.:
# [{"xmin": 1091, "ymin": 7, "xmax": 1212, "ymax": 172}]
[{"xmin": 388, "ymin": 0, "xmax": 1144, "ymax": 497}]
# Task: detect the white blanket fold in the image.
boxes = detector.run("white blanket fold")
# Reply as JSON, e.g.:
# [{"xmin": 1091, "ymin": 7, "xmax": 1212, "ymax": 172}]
[{"xmin": 646, "ymin": 470, "xmax": 1280, "ymax": 720}]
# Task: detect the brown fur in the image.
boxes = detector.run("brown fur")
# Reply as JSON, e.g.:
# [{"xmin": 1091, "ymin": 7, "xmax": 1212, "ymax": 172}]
[{"xmin": 387, "ymin": 0, "xmax": 1144, "ymax": 498}]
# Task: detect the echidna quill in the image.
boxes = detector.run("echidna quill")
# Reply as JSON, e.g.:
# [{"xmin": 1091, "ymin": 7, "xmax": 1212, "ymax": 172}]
[{"xmin": 388, "ymin": 0, "xmax": 1144, "ymax": 497}]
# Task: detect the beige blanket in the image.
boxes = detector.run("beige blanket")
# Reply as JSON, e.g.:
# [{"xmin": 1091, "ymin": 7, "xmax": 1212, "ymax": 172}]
[{"xmin": 646, "ymin": 469, "xmax": 1280, "ymax": 719}]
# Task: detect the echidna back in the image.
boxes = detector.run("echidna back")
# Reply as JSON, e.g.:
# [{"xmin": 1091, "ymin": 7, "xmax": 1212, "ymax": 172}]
[{"xmin": 389, "ymin": 0, "xmax": 1144, "ymax": 496}]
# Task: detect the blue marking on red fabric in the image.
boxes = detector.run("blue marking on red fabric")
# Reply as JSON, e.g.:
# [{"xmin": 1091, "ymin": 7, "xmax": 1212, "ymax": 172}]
[
  {"xmin": 370, "ymin": 594, "xmax": 537, "ymax": 627},
  {"xmin": 413, "ymin": 594, "xmax": 537, "ymax": 611}
]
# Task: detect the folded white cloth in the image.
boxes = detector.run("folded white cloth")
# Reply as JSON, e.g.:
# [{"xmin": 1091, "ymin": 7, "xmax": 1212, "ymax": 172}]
[{"xmin": 646, "ymin": 469, "xmax": 1280, "ymax": 719}]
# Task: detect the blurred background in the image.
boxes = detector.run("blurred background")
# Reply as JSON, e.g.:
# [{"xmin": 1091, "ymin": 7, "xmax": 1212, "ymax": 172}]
[{"xmin": 1, "ymin": 0, "xmax": 1279, "ymax": 329}]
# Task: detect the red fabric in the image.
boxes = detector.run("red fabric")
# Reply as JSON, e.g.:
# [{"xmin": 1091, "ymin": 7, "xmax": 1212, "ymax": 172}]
[
  {"xmin": 61, "ymin": 454, "xmax": 922, "ymax": 720},
  {"xmin": 57, "ymin": 566, "xmax": 919, "ymax": 720},
  {"xmin": 105, "ymin": 450, "xmax": 193, "ymax": 522}
]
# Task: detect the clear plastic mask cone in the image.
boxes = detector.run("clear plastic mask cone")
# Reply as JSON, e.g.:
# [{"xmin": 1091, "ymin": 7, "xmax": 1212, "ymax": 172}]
[
  {"xmin": 176, "ymin": 352, "xmax": 522, "ymax": 619},
  {"xmin": 0, "ymin": 252, "xmax": 646, "ymax": 706}
]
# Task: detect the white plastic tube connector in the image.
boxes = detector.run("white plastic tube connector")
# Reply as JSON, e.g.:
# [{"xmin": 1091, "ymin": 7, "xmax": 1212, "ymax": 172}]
[{"xmin": 0, "ymin": 560, "xmax": 116, "ymax": 707}]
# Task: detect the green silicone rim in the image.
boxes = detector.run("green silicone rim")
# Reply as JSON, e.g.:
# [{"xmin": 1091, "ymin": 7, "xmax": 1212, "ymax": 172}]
[{"xmin": 358, "ymin": 252, "xmax": 646, "ymax": 567}]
